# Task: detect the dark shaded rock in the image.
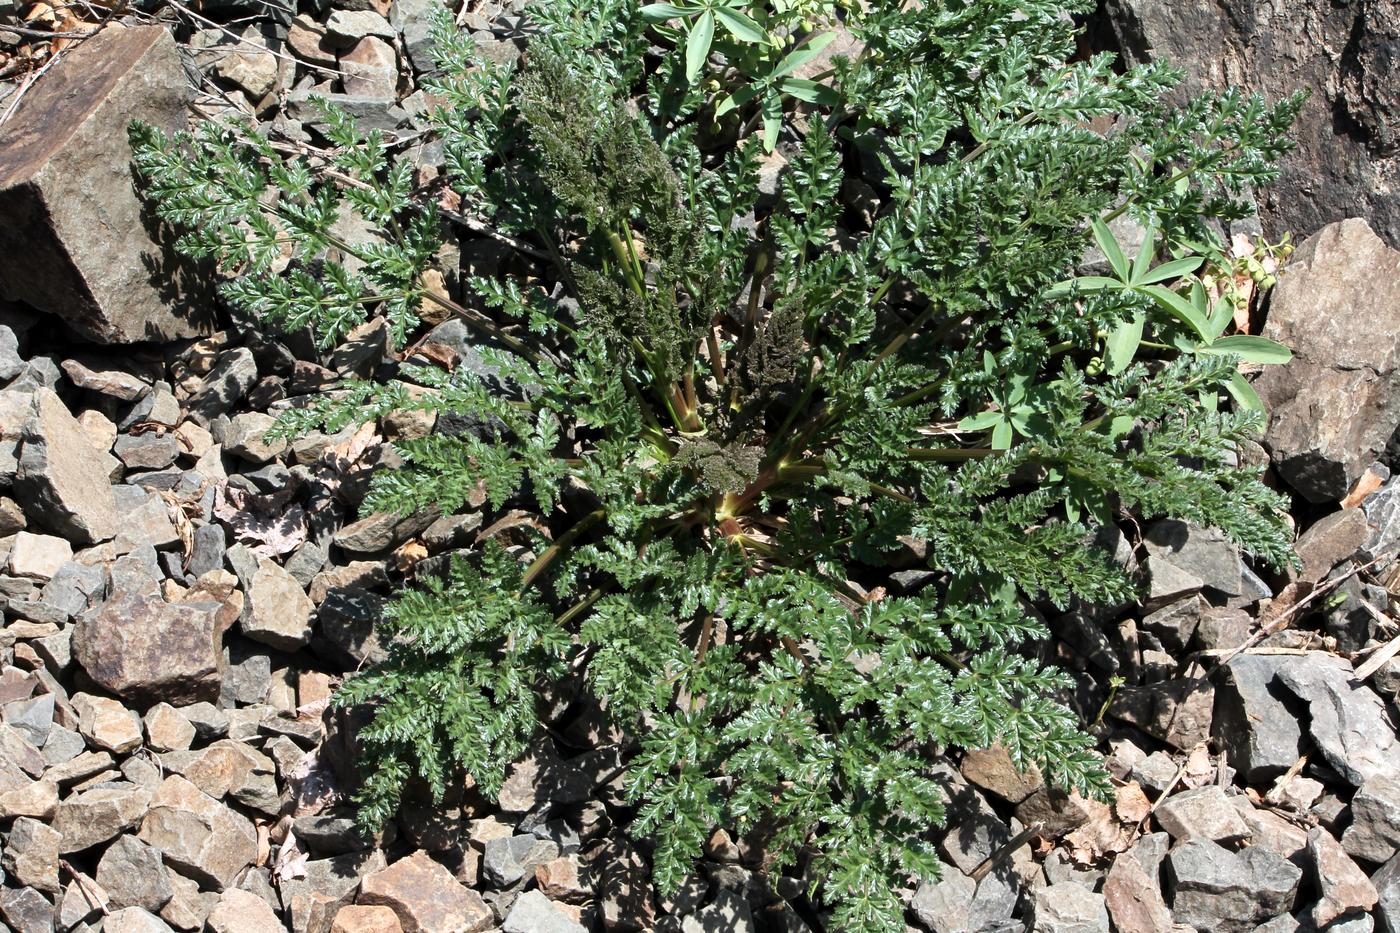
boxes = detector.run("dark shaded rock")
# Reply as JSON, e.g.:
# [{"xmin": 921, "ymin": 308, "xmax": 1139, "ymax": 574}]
[
  {"xmin": 1212, "ymin": 654, "xmax": 1305, "ymax": 784},
  {"xmin": 1095, "ymin": 1, "xmax": 1400, "ymax": 247},
  {"xmin": 1109, "ymin": 677, "xmax": 1213, "ymax": 750},
  {"xmin": 74, "ymin": 592, "xmax": 226, "ymax": 705},
  {"xmin": 186, "ymin": 348, "xmax": 257, "ymax": 424},
  {"xmin": 1251, "ymin": 220, "xmax": 1400, "ymax": 501},
  {"xmin": 0, "ymin": 26, "xmax": 212, "ymax": 342}
]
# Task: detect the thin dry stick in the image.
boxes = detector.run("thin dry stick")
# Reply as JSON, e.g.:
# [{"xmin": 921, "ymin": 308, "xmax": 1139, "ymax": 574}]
[
  {"xmin": 1213, "ymin": 545, "xmax": 1400, "ymax": 670},
  {"xmin": 0, "ymin": 41, "xmax": 65, "ymax": 126},
  {"xmin": 970, "ymin": 821, "xmax": 1043, "ymax": 882},
  {"xmin": 60, "ymin": 860, "xmax": 110, "ymax": 916},
  {"xmin": 1353, "ymin": 629, "xmax": 1400, "ymax": 682},
  {"xmin": 1137, "ymin": 740, "xmax": 1207, "ymax": 832}
]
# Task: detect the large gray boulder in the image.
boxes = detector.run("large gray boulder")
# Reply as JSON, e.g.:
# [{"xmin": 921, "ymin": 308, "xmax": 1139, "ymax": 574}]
[
  {"xmin": 1251, "ymin": 219, "xmax": 1400, "ymax": 501},
  {"xmin": 0, "ymin": 25, "xmax": 213, "ymax": 343},
  {"xmin": 1095, "ymin": 0, "xmax": 1400, "ymax": 247}
]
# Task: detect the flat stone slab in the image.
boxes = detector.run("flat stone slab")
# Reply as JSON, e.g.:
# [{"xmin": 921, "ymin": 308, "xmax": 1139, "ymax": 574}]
[{"xmin": 0, "ymin": 25, "xmax": 213, "ymax": 343}]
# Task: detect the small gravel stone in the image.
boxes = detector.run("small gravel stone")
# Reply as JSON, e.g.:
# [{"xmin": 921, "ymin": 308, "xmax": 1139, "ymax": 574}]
[
  {"xmin": 73, "ymin": 692, "xmax": 143, "ymax": 753},
  {"xmin": 1154, "ymin": 786, "xmax": 1251, "ymax": 843},
  {"xmin": 5, "ymin": 530, "xmax": 72, "ymax": 579}
]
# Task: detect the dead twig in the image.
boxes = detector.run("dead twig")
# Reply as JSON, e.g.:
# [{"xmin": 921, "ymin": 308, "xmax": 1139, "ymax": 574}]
[{"xmin": 1353, "ymin": 629, "xmax": 1400, "ymax": 682}]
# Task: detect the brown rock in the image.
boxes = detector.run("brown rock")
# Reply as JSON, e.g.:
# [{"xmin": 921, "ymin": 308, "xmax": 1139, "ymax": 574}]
[
  {"xmin": 960, "ymin": 744, "xmax": 1044, "ymax": 804},
  {"xmin": 288, "ymin": 15, "xmax": 338, "ymax": 68},
  {"xmin": 138, "ymin": 775, "xmax": 257, "ymax": 890},
  {"xmin": 1308, "ymin": 827, "xmax": 1379, "ymax": 926},
  {"xmin": 145, "ymin": 702, "xmax": 196, "ymax": 752},
  {"xmin": 14, "ymin": 388, "xmax": 120, "ymax": 544},
  {"xmin": 0, "ymin": 777, "xmax": 58, "ymax": 820},
  {"xmin": 1295, "ymin": 507, "xmax": 1369, "ymax": 583},
  {"xmin": 535, "ymin": 855, "xmax": 590, "ymax": 903},
  {"xmin": 245, "ymin": 557, "xmax": 315, "ymax": 650},
  {"xmin": 1253, "ymin": 220, "xmax": 1400, "ymax": 501},
  {"xmin": 208, "ymin": 888, "xmax": 282, "ymax": 933},
  {"xmin": 333, "ymin": 905, "xmax": 404, "ymax": 933},
  {"xmin": 73, "ymin": 692, "xmax": 143, "ymax": 753},
  {"xmin": 52, "ymin": 784, "xmax": 153, "ymax": 852},
  {"xmin": 1109, "ymin": 678, "xmax": 1213, "ymax": 750},
  {"xmin": 340, "ymin": 37, "xmax": 398, "ymax": 98},
  {"xmin": 0, "ymin": 25, "xmax": 212, "ymax": 343},
  {"xmin": 5, "ymin": 530, "xmax": 72, "ymax": 580},
  {"xmin": 358, "ymin": 850, "xmax": 493, "ymax": 933},
  {"xmin": 74, "ymin": 592, "xmax": 226, "ymax": 705}
]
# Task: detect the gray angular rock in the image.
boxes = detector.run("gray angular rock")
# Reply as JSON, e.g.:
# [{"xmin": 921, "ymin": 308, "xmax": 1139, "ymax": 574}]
[
  {"xmin": 1143, "ymin": 519, "xmax": 1242, "ymax": 599},
  {"xmin": 2, "ymin": 816, "xmax": 61, "ymax": 892},
  {"xmin": 1343, "ymin": 774, "xmax": 1400, "ymax": 864},
  {"xmin": 0, "ymin": 885, "xmax": 55, "ymax": 933},
  {"xmin": 13, "ymin": 388, "xmax": 119, "ymax": 544},
  {"xmin": 1032, "ymin": 882, "xmax": 1109, "ymax": 933},
  {"xmin": 97, "ymin": 835, "xmax": 174, "ymax": 912},
  {"xmin": 1166, "ymin": 838, "xmax": 1301, "ymax": 933},
  {"xmin": 1375, "ymin": 851, "xmax": 1400, "ymax": 933},
  {"xmin": 1252, "ymin": 220, "xmax": 1400, "ymax": 501},
  {"xmin": 1212, "ymin": 654, "xmax": 1305, "ymax": 784},
  {"xmin": 0, "ymin": 26, "xmax": 212, "ymax": 343},
  {"xmin": 74, "ymin": 591, "xmax": 226, "ymax": 705},
  {"xmin": 105, "ymin": 906, "xmax": 177, "ymax": 933},
  {"xmin": 482, "ymin": 834, "xmax": 559, "ymax": 888},
  {"xmin": 1140, "ymin": 596, "xmax": 1202, "ymax": 653},
  {"xmin": 911, "ymin": 870, "xmax": 975, "ymax": 933},
  {"xmin": 502, "ymin": 890, "xmax": 587, "ymax": 933},
  {"xmin": 1274, "ymin": 652, "xmax": 1400, "ymax": 788},
  {"xmin": 1154, "ymin": 786, "xmax": 1251, "ymax": 843},
  {"xmin": 115, "ymin": 432, "xmax": 181, "ymax": 470}
]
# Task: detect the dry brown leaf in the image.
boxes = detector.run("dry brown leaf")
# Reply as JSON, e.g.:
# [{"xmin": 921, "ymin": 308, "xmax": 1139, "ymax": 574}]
[
  {"xmin": 393, "ymin": 539, "xmax": 428, "ymax": 574},
  {"xmin": 1114, "ymin": 781, "xmax": 1152, "ymax": 825},
  {"xmin": 1181, "ymin": 746, "xmax": 1214, "ymax": 789},
  {"xmin": 413, "ymin": 340, "xmax": 460, "ymax": 370},
  {"xmin": 1063, "ymin": 797, "xmax": 1132, "ymax": 865}
]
